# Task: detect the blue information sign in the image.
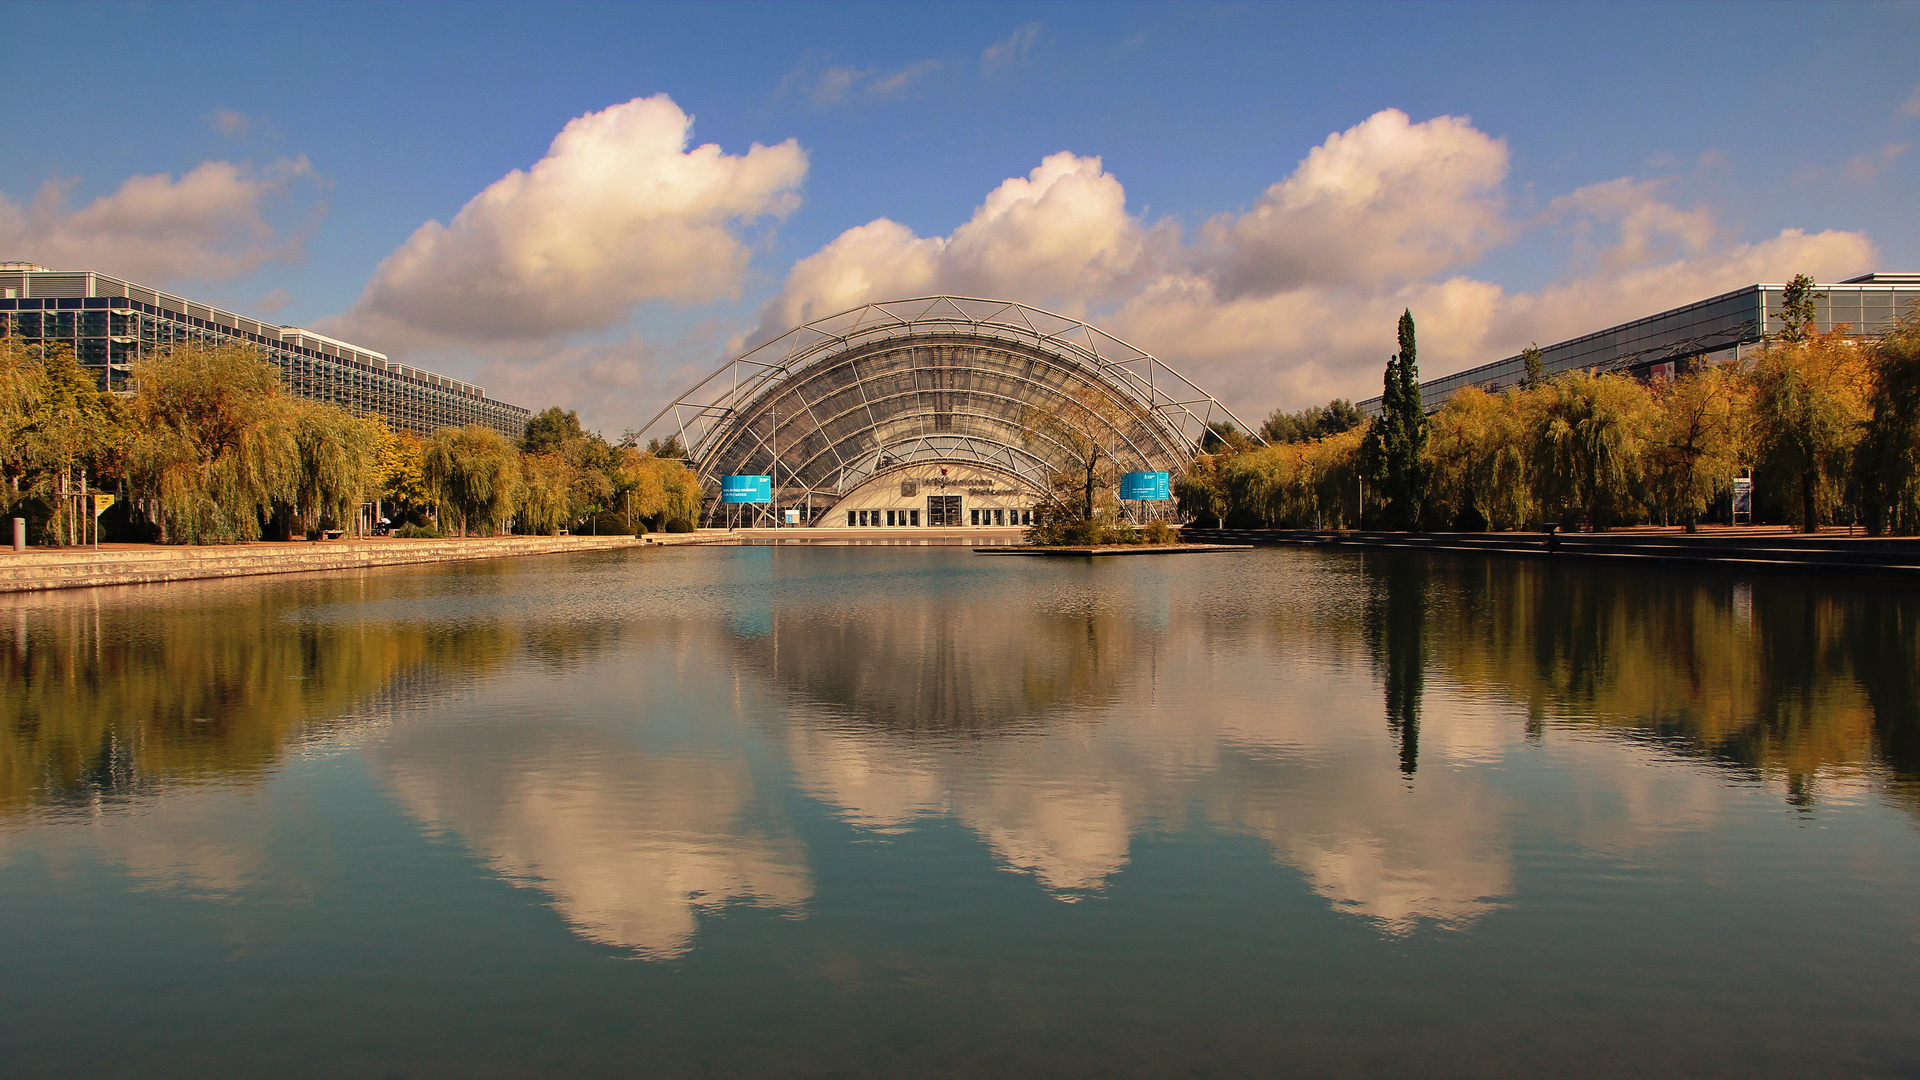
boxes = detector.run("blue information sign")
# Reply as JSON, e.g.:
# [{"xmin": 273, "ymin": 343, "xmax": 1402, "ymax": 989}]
[
  {"xmin": 720, "ymin": 475, "xmax": 772, "ymax": 503},
  {"xmin": 1119, "ymin": 471, "xmax": 1171, "ymax": 500}
]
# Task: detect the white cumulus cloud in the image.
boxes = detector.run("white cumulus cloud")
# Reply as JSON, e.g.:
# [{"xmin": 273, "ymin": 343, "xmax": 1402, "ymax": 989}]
[
  {"xmin": 0, "ymin": 157, "xmax": 317, "ymax": 284},
  {"xmin": 755, "ymin": 108, "xmax": 1879, "ymax": 423},
  {"xmin": 314, "ymin": 103, "xmax": 1882, "ymax": 433},
  {"xmin": 1198, "ymin": 109, "xmax": 1512, "ymax": 296},
  {"xmin": 338, "ymin": 94, "xmax": 806, "ymax": 344},
  {"xmin": 759, "ymin": 150, "xmax": 1158, "ymax": 333}
]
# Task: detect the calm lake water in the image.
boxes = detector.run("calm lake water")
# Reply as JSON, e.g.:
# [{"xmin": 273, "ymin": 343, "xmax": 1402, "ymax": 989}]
[{"xmin": 2, "ymin": 546, "xmax": 1918, "ymax": 1078}]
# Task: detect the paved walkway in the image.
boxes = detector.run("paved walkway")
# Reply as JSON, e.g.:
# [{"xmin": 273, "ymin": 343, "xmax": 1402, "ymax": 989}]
[
  {"xmin": 0, "ymin": 534, "xmax": 657, "ymax": 593},
  {"xmin": 1178, "ymin": 526, "xmax": 1920, "ymax": 578}
]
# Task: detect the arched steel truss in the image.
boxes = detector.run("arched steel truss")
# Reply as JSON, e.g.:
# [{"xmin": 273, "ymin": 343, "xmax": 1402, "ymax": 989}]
[{"xmin": 632, "ymin": 296, "xmax": 1258, "ymax": 521}]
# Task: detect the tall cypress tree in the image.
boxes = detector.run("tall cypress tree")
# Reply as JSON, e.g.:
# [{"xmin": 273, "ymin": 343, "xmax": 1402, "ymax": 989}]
[{"xmin": 1361, "ymin": 309, "xmax": 1430, "ymax": 529}]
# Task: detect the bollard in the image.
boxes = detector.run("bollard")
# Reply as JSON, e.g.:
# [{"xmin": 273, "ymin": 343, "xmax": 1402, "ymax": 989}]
[{"xmin": 11, "ymin": 516, "xmax": 23, "ymax": 553}]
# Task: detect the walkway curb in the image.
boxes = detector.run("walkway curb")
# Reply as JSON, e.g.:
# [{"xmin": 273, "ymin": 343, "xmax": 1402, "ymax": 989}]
[
  {"xmin": 0, "ymin": 535, "xmax": 650, "ymax": 594},
  {"xmin": 1177, "ymin": 528, "xmax": 1920, "ymax": 579}
]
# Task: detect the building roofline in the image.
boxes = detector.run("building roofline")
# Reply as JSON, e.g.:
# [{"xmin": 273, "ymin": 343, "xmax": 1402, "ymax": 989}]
[
  {"xmin": 1356, "ymin": 272, "xmax": 1920, "ymax": 415},
  {"xmin": 0, "ymin": 264, "xmax": 504, "ymax": 396}
]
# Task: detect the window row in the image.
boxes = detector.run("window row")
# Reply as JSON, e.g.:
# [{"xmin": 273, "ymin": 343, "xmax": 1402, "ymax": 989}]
[
  {"xmin": 848, "ymin": 509, "xmax": 920, "ymax": 527},
  {"xmin": 842, "ymin": 507, "xmax": 1034, "ymax": 527}
]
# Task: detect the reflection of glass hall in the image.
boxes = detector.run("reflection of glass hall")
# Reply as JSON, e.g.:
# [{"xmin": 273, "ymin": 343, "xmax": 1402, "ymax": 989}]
[{"xmin": 637, "ymin": 296, "xmax": 1252, "ymax": 526}]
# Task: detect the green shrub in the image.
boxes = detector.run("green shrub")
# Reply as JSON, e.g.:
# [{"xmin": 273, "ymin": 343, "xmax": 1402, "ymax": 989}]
[
  {"xmin": 1024, "ymin": 505, "xmax": 1160, "ymax": 546},
  {"xmin": 587, "ymin": 511, "xmax": 634, "ymax": 536},
  {"xmin": 394, "ymin": 523, "xmax": 443, "ymax": 539},
  {"xmin": 1142, "ymin": 520, "xmax": 1180, "ymax": 545}
]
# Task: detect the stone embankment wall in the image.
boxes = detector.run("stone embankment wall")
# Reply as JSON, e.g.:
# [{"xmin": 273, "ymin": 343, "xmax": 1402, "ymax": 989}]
[
  {"xmin": 0, "ymin": 535, "xmax": 692, "ymax": 594},
  {"xmin": 1178, "ymin": 528, "xmax": 1920, "ymax": 578}
]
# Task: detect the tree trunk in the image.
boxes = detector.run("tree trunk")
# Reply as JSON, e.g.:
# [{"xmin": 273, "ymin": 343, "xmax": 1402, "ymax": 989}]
[{"xmin": 1801, "ymin": 469, "xmax": 1819, "ymax": 533}]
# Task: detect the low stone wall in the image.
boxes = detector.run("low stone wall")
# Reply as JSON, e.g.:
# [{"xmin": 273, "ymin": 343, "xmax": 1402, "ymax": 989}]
[
  {"xmin": 0, "ymin": 535, "xmax": 652, "ymax": 593},
  {"xmin": 1178, "ymin": 527, "xmax": 1920, "ymax": 578}
]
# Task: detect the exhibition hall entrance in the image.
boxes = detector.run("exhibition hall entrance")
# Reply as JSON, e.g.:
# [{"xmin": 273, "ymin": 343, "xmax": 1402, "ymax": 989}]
[{"xmin": 927, "ymin": 495, "xmax": 961, "ymax": 527}]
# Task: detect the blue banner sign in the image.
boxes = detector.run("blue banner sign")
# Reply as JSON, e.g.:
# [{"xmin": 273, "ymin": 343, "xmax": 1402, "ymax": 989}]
[
  {"xmin": 720, "ymin": 475, "xmax": 772, "ymax": 503},
  {"xmin": 1119, "ymin": 471, "xmax": 1171, "ymax": 500}
]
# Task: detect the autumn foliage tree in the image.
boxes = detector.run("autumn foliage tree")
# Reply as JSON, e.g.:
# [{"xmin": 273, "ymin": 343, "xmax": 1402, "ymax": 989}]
[
  {"xmin": 1023, "ymin": 387, "xmax": 1138, "ymax": 527},
  {"xmin": 127, "ymin": 343, "xmax": 300, "ymax": 544},
  {"xmin": 1748, "ymin": 332, "xmax": 1871, "ymax": 532},
  {"xmin": 1854, "ymin": 312, "xmax": 1920, "ymax": 535},
  {"xmin": 289, "ymin": 401, "xmax": 387, "ymax": 536},
  {"xmin": 423, "ymin": 424, "xmax": 523, "ymax": 536},
  {"xmin": 1427, "ymin": 386, "xmax": 1529, "ymax": 531},
  {"xmin": 1, "ymin": 338, "xmax": 123, "ymax": 543},
  {"xmin": 1645, "ymin": 364, "xmax": 1746, "ymax": 531}
]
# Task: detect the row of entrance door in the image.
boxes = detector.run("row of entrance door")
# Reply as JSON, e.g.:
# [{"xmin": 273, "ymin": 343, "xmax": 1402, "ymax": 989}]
[
  {"xmin": 848, "ymin": 495, "xmax": 1013, "ymax": 526},
  {"xmin": 926, "ymin": 495, "xmax": 961, "ymax": 527},
  {"xmin": 845, "ymin": 496, "xmax": 977, "ymax": 527}
]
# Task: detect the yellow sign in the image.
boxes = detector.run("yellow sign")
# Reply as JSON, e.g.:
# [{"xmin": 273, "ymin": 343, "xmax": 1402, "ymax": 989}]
[{"xmin": 90, "ymin": 494, "xmax": 115, "ymax": 517}]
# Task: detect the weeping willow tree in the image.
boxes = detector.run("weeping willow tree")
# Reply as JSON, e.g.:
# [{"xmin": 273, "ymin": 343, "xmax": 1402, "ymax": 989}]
[
  {"xmin": 1219, "ymin": 447, "xmax": 1294, "ymax": 526},
  {"xmin": 128, "ymin": 343, "xmax": 298, "ymax": 544},
  {"xmin": 423, "ymin": 424, "xmax": 523, "ymax": 536},
  {"xmin": 1853, "ymin": 312, "xmax": 1920, "ymax": 536},
  {"xmin": 624, "ymin": 452, "xmax": 701, "ymax": 531},
  {"xmin": 1645, "ymin": 363, "xmax": 1746, "ymax": 531},
  {"xmin": 1428, "ymin": 386, "xmax": 1531, "ymax": 530},
  {"xmin": 289, "ymin": 400, "xmax": 388, "ymax": 535},
  {"xmin": 0, "ymin": 338, "xmax": 48, "ymax": 512},
  {"xmin": 1748, "ymin": 331, "xmax": 1871, "ymax": 531},
  {"xmin": 1173, "ymin": 428, "xmax": 1363, "ymax": 529},
  {"xmin": 1524, "ymin": 371, "xmax": 1651, "ymax": 530},
  {"xmin": 1300, "ymin": 427, "xmax": 1366, "ymax": 529},
  {"xmin": 0, "ymin": 340, "xmax": 124, "ymax": 543},
  {"xmin": 517, "ymin": 450, "xmax": 575, "ymax": 534},
  {"xmin": 1173, "ymin": 452, "xmax": 1232, "ymax": 527}
]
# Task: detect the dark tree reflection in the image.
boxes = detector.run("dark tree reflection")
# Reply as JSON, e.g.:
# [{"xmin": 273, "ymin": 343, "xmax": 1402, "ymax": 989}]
[
  {"xmin": 1366, "ymin": 555, "xmax": 1429, "ymax": 777},
  {"xmin": 1410, "ymin": 557, "xmax": 1920, "ymax": 815},
  {"xmin": 0, "ymin": 567, "xmax": 632, "ymax": 814}
]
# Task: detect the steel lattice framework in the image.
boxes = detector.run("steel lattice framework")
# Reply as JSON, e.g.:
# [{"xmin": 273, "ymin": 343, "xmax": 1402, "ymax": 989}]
[{"xmin": 633, "ymin": 296, "xmax": 1257, "ymax": 522}]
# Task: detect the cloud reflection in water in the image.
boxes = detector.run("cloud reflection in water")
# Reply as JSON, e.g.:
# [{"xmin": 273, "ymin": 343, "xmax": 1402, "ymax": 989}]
[
  {"xmin": 730, "ymin": 555, "xmax": 1520, "ymax": 930},
  {"xmin": 4, "ymin": 547, "xmax": 1915, "ymax": 957}
]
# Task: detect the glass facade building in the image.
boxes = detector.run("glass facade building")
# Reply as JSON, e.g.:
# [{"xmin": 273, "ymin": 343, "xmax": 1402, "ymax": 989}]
[
  {"xmin": 637, "ymin": 296, "xmax": 1252, "ymax": 527},
  {"xmin": 0, "ymin": 265, "xmax": 529, "ymax": 438},
  {"xmin": 1361, "ymin": 272, "xmax": 1920, "ymax": 415}
]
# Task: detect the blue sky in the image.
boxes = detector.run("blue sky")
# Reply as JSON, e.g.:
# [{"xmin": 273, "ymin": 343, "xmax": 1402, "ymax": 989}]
[{"xmin": 3, "ymin": 1, "xmax": 1916, "ymax": 430}]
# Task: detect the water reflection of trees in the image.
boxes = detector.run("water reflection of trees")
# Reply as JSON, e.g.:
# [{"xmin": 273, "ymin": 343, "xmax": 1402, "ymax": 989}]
[
  {"xmin": 7, "ymin": 548, "xmax": 1915, "ymax": 951},
  {"xmin": 1385, "ymin": 555, "xmax": 1920, "ymax": 810},
  {"xmin": 1364, "ymin": 556, "xmax": 1427, "ymax": 776},
  {"xmin": 0, "ymin": 567, "xmax": 634, "ymax": 815}
]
